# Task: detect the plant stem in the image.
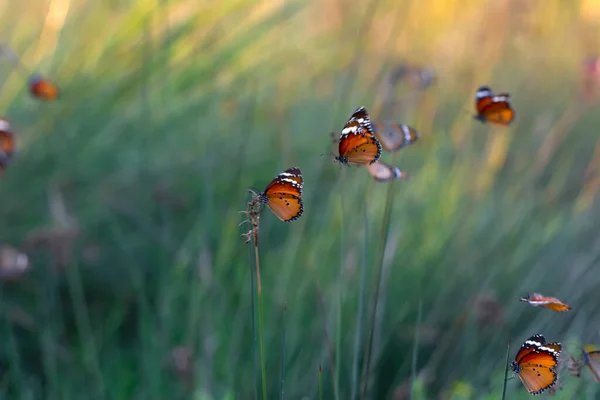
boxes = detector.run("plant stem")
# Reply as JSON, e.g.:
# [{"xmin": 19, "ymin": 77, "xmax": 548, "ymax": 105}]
[
  {"xmin": 248, "ymin": 244, "xmax": 258, "ymax": 400},
  {"xmin": 410, "ymin": 299, "xmax": 422, "ymax": 400},
  {"xmin": 319, "ymin": 364, "xmax": 323, "ymax": 400},
  {"xmin": 280, "ymin": 304, "xmax": 287, "ymax": 400},
  {"xmin": 502, "ymin": 336, "xmax": 512, "ymax": 400},
  {"xmin": 361, "ymin": 173, "xmax": 397, "ymax": 399},
  {"xmin": 255, "ymin": 240, "xmax": 267, "ymax": 400}
]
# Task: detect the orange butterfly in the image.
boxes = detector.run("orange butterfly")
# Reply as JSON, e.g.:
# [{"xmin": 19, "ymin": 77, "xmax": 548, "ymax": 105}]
[
  {"xmin": 258, "ymin": 167, "xmax": 304, "ymax": 222},
  {"xmin": 0, "ymin": 118, "xmax": 15, "ymax": 158},
  {"xmin": 519, "ymin": 293, "xmax": 572, "ymax": 312},
  {"xmin": 473, "ymin": 86, "xmax": 515, "ymax": 126},
  {"xmin": 334, "ymin": 107, "xmax": 382, "ymax": 166},
  {"xmin": 511, "ymin": 334, "xmax": 561, "ymax": 395},
  {"xmin": 367, "ymin": 161, "xmax": 409, "ymax": 182},
  {"xmin": 373, "ymin": 121, "xmax": 420, "ymax": 152},
  {"xmin": 29, "ymin": 74, "xmax": 59, "ymax": 101},
  {"xmin": 582, "ymin": 348, "xmax": 600, "ymax": 382}
]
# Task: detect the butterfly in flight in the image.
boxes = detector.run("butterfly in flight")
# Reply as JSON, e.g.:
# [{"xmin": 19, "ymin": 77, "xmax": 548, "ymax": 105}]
[
  {"xmin": 367, "ymin": 161, "xmax": 409, "ymax": 183},
  {"xmin": 511, "ymin": 334, "xmax": 561, "ymax": 395},
  {"xmin": 0, "ymin": 118, "xmax": 15, "ymax": 174},
  {"xmin": 335, "ymin": 107, "xmax": 382, "ymax": 166},
  {"xmin": 29, "ymin": 74, "xmax": 59, "ymax": 101},
  {"xmin": 581, "ymin": 347, "xmax": 600, "ymax": 382},
  {"xmin": 258, "ymin": 167, "xmax": 304, "ymax": 222},
  {"xmin": 519, "ymin": 293, "xmax": 572, "ymax": 312},
  {"xmin": 473, "ymin": 86, "xmax": 515, "ymax": 126},
  {"xmin": 373, "ymin": 121, "xmax": 420, "ymax": 152}
]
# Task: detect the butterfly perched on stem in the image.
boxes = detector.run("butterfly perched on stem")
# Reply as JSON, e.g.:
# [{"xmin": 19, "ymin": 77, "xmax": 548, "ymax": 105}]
[
  {"xmin": 367, "ymin": 161, "xmax": 409, "ymax": 182},
  {"xmin": 511, "ymin": 334, "xmax": 561, "ymax": 395},
  {"xmin": 334, "ymin": 107, "xmax": 382, "ymax": 166},
  {"xmin": 519, "ymin": 293, "xmax": 572, "ymax": 312},
  {"xmin": 473, "ymin": 86, "xmax": 515, "ymax": 126},
  {"xmin": 373, "ymin": 121, "xmax": 420, "ymax": 152},
  {"xmin": 257, "ymin": 167, "xmax": 304, "ymax": 222},
  {"xmin": 28, "ymin": 74, "xmax": 59, "ymax": 101}
]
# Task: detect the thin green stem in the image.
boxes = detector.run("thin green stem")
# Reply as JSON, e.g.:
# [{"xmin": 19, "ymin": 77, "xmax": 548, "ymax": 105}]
[
  {"xmin": 361, "ymin": 172, "xmax": 397, "ymax": 399},
  {"xmin": 410, "ymin": 299, "xmax": 422, "ymax": 400},
  {"xmin": 280, "ymin": 304, "xmax": 287, "ymax": 400},
  {"xmin": 335, "ymin": 167, "xmax": 346, "ymax": 400},
  {"xmin": 319, "ymin": 364, "xmax": 323, "ymax": 400},
  {"xmin": 502, "ymin": 336, "xmax": 512, "ymax": 400},
  {"xmin": 350, "ymin": 201, "xmax": 370, "ymax": 400},
  {"xmin": 248, "ymin": 244, "xmax": 258, "ymax": 400},
  {"xmin": 255, "ymin": 242, "xmax": 267, "ymax": 400}
]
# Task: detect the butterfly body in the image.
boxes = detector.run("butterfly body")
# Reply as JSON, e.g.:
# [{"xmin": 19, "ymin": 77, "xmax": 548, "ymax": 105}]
[
  {"xmin": 335, "ymin": 107, "xmax": 382, "ymax": 166},
  {"xmin": 511, "ymin": 334, "xmax": 561, "ymax": 395},
  {"xmin": 474, "ymin": 86, "xmax": 515, "ymax": 126},
  {"xmin": 258, "ymin": 167, "xmax": 304, "ymax": 222},
  {"xmin": 519, "ymin": 293, "xmax": 571, "ymax": 312}
]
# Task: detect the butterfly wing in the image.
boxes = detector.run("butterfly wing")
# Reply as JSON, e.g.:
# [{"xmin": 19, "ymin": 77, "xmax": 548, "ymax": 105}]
[
  {"xmin": 475, "ymin": 86, "xmax": 495, "ymax": 114},
  {"xmin": 513, "ymin": 335, "xmax": 561, "ymax": 395},
  {"xmin": 520, "ymin": 294, "xmax": 571, "ymax": 312},
  {"xmin": 373, "ymin": 122, "xmax": 420, "ymax": 152},
  {"xmin": 367, "ymin": 161, "xmax": 409, "ymax": 182},
  {"xmin": 338, "ymin": 132, "xmax": 382, "ymax": 165},
  {"xmin": 0, "ymin": 119, "xmax": 15, "ymax": 157},
  {"xmin": 261, "ymin": 167, "xmax": 304, "ymax": 222},
  {"xmin": 29, "ymin": 75, "xmax": 59, "ymax": 101},
  {"xmin": 479, "ymin": 101, "xmax": 515, "ymax": 126},
  {"xmin": 583, "ymin": 350, "xmax": 600, "ymax": 382}
]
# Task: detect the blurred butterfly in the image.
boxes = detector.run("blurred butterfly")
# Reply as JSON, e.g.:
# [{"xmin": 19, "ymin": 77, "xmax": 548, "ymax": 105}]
[
  {"xmin": 29, "ymin": 74, "xmax": 59, "ymax": 101},
  {"xmin": 0, "ymin": 118, "xmax": 15, "ymax": 158},
  {"xmin": 511, "ymin": 334, "xmax": 561, "ymax": 395},
  {"xmin": 567, "ymin": 355, "xmax": 583, "ymax": 378},
  {"xmin": 582, "ymin": 348, "xmax": 600, "ymax": 382},
  {"xmin": 373, "ymin": 121, "xmax": 420, "ymax": 152},
  {"xmin": 473, "ymin": 86, "xmax": 515, "ymax": 126},
  {"xmin": 0, "ymin": 243, "xmax": 29, "ymax": 280},
  {"xmin": 519, "ymin": 293, "xmax": 572, "ymax": 312},
  {"xmin": 335, "ymin": 107, "xmax": 382, "ymax": 166},
  {"xmin": 367, "ymin": 161, "xmax": 409, "ymax": 182},
  {"xmin": 258, "ymin": 167, "xmax": 304, "ymax": 222}
]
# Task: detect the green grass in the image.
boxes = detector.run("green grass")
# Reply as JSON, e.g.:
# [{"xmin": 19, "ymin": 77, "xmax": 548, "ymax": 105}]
[{"xmin": 2, "ymin": 0, "xmax": 600, "ymax": 398}]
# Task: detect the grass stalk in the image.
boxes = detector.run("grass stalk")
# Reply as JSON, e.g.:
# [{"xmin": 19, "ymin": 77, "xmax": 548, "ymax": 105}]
[
  {"xmin": 316, "ymin": 281, "xmax": 339, "ymax": 397},
  {"xmin": 319, "ymin": 364, "xmax": 323, "ymax": 400},
  {"xmin": 247, "ymin": 244, "xmax": 259, "ymax": 400},
  {"xmin": 350, "ymin": 202, "xmax": 370, "ymax": 400},
  {"xmin": 280, "ymin": 304, "xmax": 287, "ymax": 400},
  {"xmin": 502, "ymin": 336, "xmax": 512, "ymax": 400},
  {"xmin": 360, "ymin": 172, "xmax": 397, "ymax": 399},
  {"xmin": 243, "ymin": 194, "xmax": 267, "ymax": 400},
  {"xmin": 410, "ymin": 299, "xmax": 422, "ymax": 400},
  {"xmin": 334, "ymin": 166, "xmax": 347, "ymax": 400}
]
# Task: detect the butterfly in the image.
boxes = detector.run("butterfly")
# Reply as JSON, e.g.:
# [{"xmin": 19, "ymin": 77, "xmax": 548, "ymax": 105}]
[
  {"xmin": 519, "ymin": 293, "xmax": 572, "ymax": 312},
  {"xmin": 258, "ymin": 167, "xmax": 304, "ymax": 222},
  {"xmin": 0, "ymin": 118, "xmax": 15, "ymax": 158},
  {"xmin": 0, "ymin": 243, "xmax": 29, "ymax": 280},
  {"xmin": 367, "ymin": 161, "xmax": 409, "ymax": 182},
  {"xmin": 335, "ymin": 107, "xmax": 382, "ymax": 166},
  {"xmin": 582, "ymin": 348, "xmax": 600, "ymax": 382},
  {"xmin": 510, "ymin": 334, "xmax": 561, "ymax": 395},
  {"xmin": 29, "ymin": 74, "xmax": 59, "ymax": 101},
  {"xmin": 473, "ymin": 86, "xmax": 515, "ymax": 126},
  {"xmin": 373, "ymin": 121, "xmax": 420, "ymax": 152}
]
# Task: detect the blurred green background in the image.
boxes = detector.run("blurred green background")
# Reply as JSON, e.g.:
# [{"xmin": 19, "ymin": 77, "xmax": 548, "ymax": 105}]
[{"xmin": 2, "ymin": 0, "xmax": 600, "ymax": 398}]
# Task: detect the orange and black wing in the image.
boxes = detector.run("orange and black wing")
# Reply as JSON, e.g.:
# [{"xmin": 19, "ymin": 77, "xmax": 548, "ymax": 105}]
[
  {"xmin": 29, "ymin": 75, "xmax": 59, "ymax": 101},
  {"xmin": 367, "ymin": 161, "xmax": 409, "ymax": 182},
  {"xmin": 475, "ymin": 86, "xmax": 495, "ymax": 114},
  {"xmin": 337, "ymin": 132, "xmax": 381, "ymax": 165},
  {"xmin": 261, "ymin": 167, "xmax": 303, "ymax": 222},
  {"xmin": 373, "ymin": 121, "xmax": 420, "ymax": 152},
  {"xmin": 583, "ymin": 350, "xmax": 600, "ymax": 382},
  {"xmin": 345, "ymin": 106, "xmax": 376, "ymax": 137},
  {"xmin": 0, "ymin": 119, "xmax": 15, "ymax": 157},
  {"xmin": 479, "ymin": 100, "xmax": 515, "ymax": 126},
  {"xmin": 519, "ymin": 293, "xmax": 571, "ymax": 312},
  {"xmin": 512, "ymin": 335, "xmax": 560, "ymax": 395}
]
